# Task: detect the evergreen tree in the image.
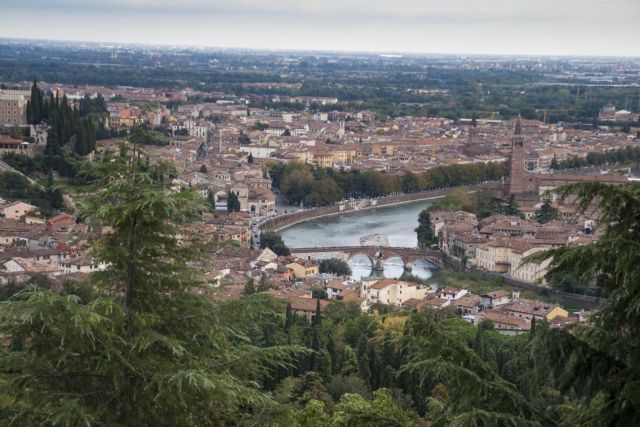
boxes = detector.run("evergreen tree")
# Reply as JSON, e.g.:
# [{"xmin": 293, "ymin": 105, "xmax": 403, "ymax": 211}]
[
  {"xmin": 313, "ymin": 299, "xmax": 322, "ymax": 326},
  {"xmin": 0, "ymin": 146, "xmax": 303, "ymax": 425},
  {"xmin": 529, "ymin": 181, "xmax": 640, "ymax": 425},
  {"xmin": 285, "ymin": 304, "xmax": 293, "ymax": 331},
  {"xmin": 505, "ymin": 194, "xmax": 521, "ymax": 216},
  {"xmin": 244, "ymin": 278, "xmax": 256, "ymax": 295},
  {"xmin": 28, "ymin": 80, "xmax": 42, "ymax": 124},
  {"xmin": 227, "ymin": 191, "xmax": 241, "ymax": 212},
  {"xmin": 535, "ymin": 199, "xmax": 559, "ymax": 224},
  {"xmin": 206, "ymin": 189, "xmax": 216, "ymax": 212},
  {"xmin": 46, "ymin": 169, "xmax": 54, "ymax": 188}
]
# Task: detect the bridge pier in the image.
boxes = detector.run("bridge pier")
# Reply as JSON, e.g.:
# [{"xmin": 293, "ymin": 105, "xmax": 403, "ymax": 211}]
[{"xmin": 289, "ymin": 246, "xmax": 444, "ymax": 270}]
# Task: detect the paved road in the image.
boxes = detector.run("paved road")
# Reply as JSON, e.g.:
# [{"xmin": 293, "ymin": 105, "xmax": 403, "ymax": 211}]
[{"xmin": 0, "ymin": 160, "xmax": 41, "ymax": 186}]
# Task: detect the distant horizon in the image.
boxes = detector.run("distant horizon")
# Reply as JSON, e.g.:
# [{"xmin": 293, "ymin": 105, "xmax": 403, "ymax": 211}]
[
  {"xmin": 1, "ymin": 36, "xmax": 638, "ymax": 60},
  {"xmin": 1, "ymin": 0, "xmax": 638, "ymax": 58}
]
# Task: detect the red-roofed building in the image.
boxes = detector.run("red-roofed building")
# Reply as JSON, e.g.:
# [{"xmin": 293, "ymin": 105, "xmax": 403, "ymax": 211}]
[{"xmin": 46, "ymin": 213, "xmax": 76, "ymax": 232}]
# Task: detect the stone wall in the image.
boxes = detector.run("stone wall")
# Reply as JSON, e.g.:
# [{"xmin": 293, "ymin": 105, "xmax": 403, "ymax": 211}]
[{"xmin": 261, "ymin": 183, "xmax": 496, "ymax": 232}]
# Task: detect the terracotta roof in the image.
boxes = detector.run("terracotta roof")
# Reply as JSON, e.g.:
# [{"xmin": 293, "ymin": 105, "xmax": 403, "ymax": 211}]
[
  {"xmin": 369, "ymin": 278, "xmax": 401, "ymax": 290},
  {"xmin": 502, "ymin": 298, "xmax": 560, "ymax": 317},
  {"xmin": 326, "ymin": 279, "xmax": 346, "ymax": 290},
  {"xmin": 288, "ymin": 297, "xmax": 329, "ymax": 313},
  {"xmin": 483, "ymin": 309, "xmax": 531, "ymax": 330},
  {"xmin": 421, "ymin": 297, "xmax": 449, "ymax": 307},
  {"xmin": 5, "ymin": 257, "xmax": 61, "ymax": 274},
  {"xmin": 454, "ymin": 294, "xmax": 481, "ymax": 308},
  {"xmin": 481, "ymin": 290, "xmax": 510, "ymax": 299}
]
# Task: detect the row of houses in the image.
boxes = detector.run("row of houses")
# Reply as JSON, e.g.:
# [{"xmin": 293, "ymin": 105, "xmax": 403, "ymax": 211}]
[
  {"xmin": 431, "ymin": 210, "xmax": 598, "ymax": 285},
  {"xmin": 359, "ymin": 276, "xmax": 574, "ymax": 334}
]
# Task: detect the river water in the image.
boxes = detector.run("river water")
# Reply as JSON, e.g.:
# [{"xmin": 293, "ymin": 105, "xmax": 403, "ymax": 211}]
[
  {"xmin": 280, "ymin": 199, "xmax": 438, "ymax": 280},
  {"xmin": 279, "ymin": 198, "xmax": 599, "ymax": 310}
]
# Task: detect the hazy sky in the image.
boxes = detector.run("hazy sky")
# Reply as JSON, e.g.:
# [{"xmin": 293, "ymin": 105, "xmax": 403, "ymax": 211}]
[{"xmin": 1, "ymin": 0, "xmax": 638, "ymax": 56}]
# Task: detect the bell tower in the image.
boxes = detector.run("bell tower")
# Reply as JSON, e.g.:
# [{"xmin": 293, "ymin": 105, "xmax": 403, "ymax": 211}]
[{"xmin": 508, "ymin": 117, "xmax": 527, "ymax": 195}]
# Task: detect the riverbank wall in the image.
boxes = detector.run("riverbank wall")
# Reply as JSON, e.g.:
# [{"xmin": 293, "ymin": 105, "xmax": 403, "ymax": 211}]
[{"xmin": 261, "ymin": 183, "xmax": 496, "ymax": 232}]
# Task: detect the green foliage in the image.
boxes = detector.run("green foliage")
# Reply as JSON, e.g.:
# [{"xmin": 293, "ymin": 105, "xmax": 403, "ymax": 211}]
[
  {"xmin": 271, "ymin": 161, "xmax": 506, "ymax": 208},
  {"xmin": 535, "ymin": 199, "xmax": 559, "ymax": 224},
  {"xmin": 78, "ymin": 93, "xmax": 108, "ymax": 117},
  {"xmin": 206, "ymin": 189, "xmax": 216, "ymax": 212},
  {"xmin": 1, "ymin": 152, "xmax": 46, "ymax": 175},
  {"xmin": 296, "ymin": 400, "xmax": 331, "ymax": 427},
  {"xmin": 319, "ymin": 258, "xmax": 352, "ymax": 277},
  {"xmin": 416, "ymin": 209, "xmax": 436, "ymax": 248},
  {"xmin": 0, "ymin": 171, "xmax": 64, "ymax": 213},
  {"xmin": 259, "ymin": 231, "xmax": 291, "ymax": 256},
  {"xmin": 128, "ymin": 126, "xmax": 169, "ymax": 146},
  {"xmin": 0, "ymin": 148, "xmax": 305, "ymax": 426},
  {"xmin": 332, "ymin": 389, "xmax": 417, "ymax": 426},
  {"xmin": 400, "ymin": 313, "xmax": 550, "ymax": 426},
  {"xmin": 554, "ymin": 145, "xmax": 640, "ymax": 170},
  {"xmin": 527, "ymin": 182, "xmax": 640, "ymax": 425},
  {"xmin": 244, "ymin": 278, "xmax": 256, "ymax": 295},
  {"xmin": 327, "ymin": 374, "xmax": 371, "ymax": 401},
  {"xmin": 227, "ymin": 190, "xmax": 241, "ymax": 212},
  {"xmin": 311, "ymin": 286, "xmax": 329, "ymax": 300}
]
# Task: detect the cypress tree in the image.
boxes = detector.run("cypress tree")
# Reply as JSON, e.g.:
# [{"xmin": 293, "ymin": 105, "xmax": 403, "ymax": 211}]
[
  {"xmin": 530, "ymin": 316, "xmax": 536, "ymax": 338},
  {"xmin": 29, "ymin": 80, "xmax": 42, "ymax": 124},
  {"xmin": 243, "ymin": 278, "xmax": 256, "ymax": 295},
  {"xmin": 285, "ymin": 303, "xmax": 293, "ymax": 331},
  {"xmin": 74, "ymin": 122, "xmax": 88, "ymax": 156},
  {"xmin": 313, "ymin": 298, "xmax": 322, "ymax": 326},
  {"xmin": 207, "ymin": 189, "xmax": 216, "ymax": 212},
  {"xmin": 46, "ymin": 169, "xmax": 54, "ymax": 188},
  {"xmin": 26, "ymin": 100, "xmax": 32, "ymax": 124},
  {"xmin": 0, "ymin": 147, "xmax": 304, "ymax": 425}
]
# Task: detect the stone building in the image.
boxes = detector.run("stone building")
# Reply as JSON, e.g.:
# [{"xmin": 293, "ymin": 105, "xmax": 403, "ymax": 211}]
[{"xmin": 0, "ymin": 89, "xmax": 30, "ymax": 126}]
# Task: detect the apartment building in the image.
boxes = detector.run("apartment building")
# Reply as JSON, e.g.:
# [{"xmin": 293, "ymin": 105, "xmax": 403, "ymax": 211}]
[{"xmin": 0, "ymin": 89, "xmax": 29, "ymax": 125}]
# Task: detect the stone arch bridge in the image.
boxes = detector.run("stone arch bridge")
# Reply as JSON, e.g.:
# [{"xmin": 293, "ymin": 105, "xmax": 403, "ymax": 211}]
[{"xmin": 290, "ymin": 246, "xmax": 443, "ymax": 271}]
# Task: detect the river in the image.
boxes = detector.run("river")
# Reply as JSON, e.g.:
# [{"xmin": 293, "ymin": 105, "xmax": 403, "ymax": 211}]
[
  {"xmin": 279, "ymin": 197, "xmax": 599, "ymax": 310},
  {"xmin": 280, "ymin": 199, "xmax": 437, "ymax": 280}
]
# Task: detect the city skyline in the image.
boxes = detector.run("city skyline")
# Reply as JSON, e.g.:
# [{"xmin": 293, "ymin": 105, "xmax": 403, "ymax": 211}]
[{"xmin": 1, "ymin": 0, "xmax": 638, "ymax": 57}]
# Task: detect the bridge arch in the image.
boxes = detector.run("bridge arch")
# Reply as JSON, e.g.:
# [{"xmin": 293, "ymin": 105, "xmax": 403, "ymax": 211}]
[
  {"xmin": 347, "ymin": 253, "xmax": 375, "ymax": 269},
  {"xmin": 383, "ymin": 255, "xmax": 407, "ymax": 267}
]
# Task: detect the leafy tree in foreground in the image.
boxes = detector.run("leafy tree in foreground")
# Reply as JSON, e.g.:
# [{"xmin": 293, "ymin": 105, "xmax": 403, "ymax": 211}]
[
  {"xmin": 291, "ymin": 388, "xmax": 417, "ymax": 427},
  {"xmin": 529, "ymin": 182, "xmax": 640, "ymax": 425},
  {"xmin": 0, "ymin": 146, "xmax": 303, "ymax": 426}
]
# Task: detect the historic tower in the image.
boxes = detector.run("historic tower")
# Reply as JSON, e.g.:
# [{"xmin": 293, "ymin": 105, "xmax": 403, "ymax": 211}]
[
  {"xmin": 468, "ymin": 109, "xmax": 479, "ymax": 141},
  {"xmin": 508, "ymin": 117, "xmax": 528, "ymax": 195}
]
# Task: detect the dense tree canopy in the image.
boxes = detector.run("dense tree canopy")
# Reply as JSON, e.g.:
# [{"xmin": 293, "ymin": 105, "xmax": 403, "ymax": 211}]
[
  {"xmin": 260, "ymin": 231, "xmax": 291, "ymax": 256},
  {"xmin": 271, "ymin": 161, "xmax": 507, "ymax": 207},
  {"xmin": 0, "ymin": 173, "xmax": 638, "ymax": 424},
  {"xmin": 0, "ymin": 147, "xmax": 304, "ymax": 426},
  {"xmin": 319, "ymin": 258, "xmax": 352, "ymax": 277}
]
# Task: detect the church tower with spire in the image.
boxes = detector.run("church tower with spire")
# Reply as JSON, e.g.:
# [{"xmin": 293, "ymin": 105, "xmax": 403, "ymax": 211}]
[{"xmin": 508, "ymin": 117, "xmax": 530, "ymax": 195}]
